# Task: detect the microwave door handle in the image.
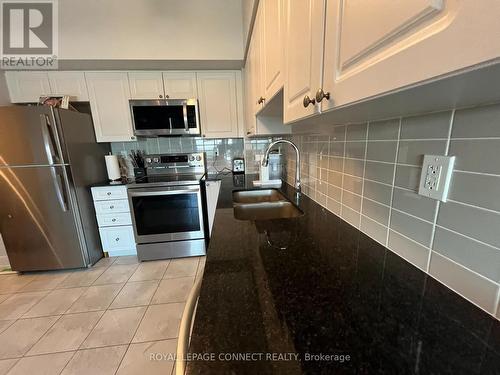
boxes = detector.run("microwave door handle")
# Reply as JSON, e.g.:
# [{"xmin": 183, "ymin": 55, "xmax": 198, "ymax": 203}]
[
  {"xmin": 183, "ymin": 102, "xmax": 189, "ymax": 133},
  {"xmin": 168, "ymin": 117, "xmax": 173, "ymax": 134}
]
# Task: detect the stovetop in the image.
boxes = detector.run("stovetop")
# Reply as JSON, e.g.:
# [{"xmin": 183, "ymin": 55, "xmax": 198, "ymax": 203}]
[{"xmin": 127, "ymin": 173, "xmax": 205, "ymax": 188}]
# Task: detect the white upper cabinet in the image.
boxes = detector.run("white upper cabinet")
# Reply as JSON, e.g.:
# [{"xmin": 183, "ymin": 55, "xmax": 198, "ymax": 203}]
[
  {"xmin": 283, "ymin": 0, "xmax": 325, "ymax": 124},
  {"xmin": 47, "ymin": 72, "xmax": 89, "ymax": 101},
  {"xmin": 163, "ymin": 72, "xmax": 198, "ymax": 99},
  {"xmin": 128, "ymin": 72, "xmax": 164, "ymax": 99},
  {"xmin": 197, "ymin": 71, "xmax": 241, "ymax": 138},
  {"xmin": 262, "ymin": 0, "xmax": 284, "ymax": 101},
  {"xmin": 321, "ymin": 0, "xmax": 500, "ymax": 110},
  {"xmin": 5, "ymin": 72, "xmax": 51, "ymax": 103},
  {"xmin": 85, "ymin": 72, "xmax": 135, "ymax": 143}
]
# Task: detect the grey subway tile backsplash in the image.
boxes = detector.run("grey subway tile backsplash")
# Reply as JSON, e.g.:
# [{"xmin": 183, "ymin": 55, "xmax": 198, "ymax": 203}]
[
  {"xmin": 392, "ymin": 187, "xmax": 437, "ymax": 222},
  {"xmin": 360, "ymin": 216, "xmax": 388, "ymax": 245},
  {"xmin": 449, "ymin": 139, "xmax": 500, "ymax": 174},
  {"xmin": 394, "ymin": 165, "xmax": 421, "ymax": 191},
  {"xmin": 342, "ymin": 190, "xmax": 361, "ymax": 211},
  {"xmin": 387, "ymin": 230, "xmax": 429, "ymax": 271},
  {"xmin": 345, "ymin": 141, "xmax": 366, "ymax": 159},
  {"xmin": 344, "ymin": 158, "xmax": 364, "ymax": 177},
  {"xmin": 363, "ymin": 180, "xmax": 392, "ymax": 206},
  {"xmin": 390, "ymin": 209, "xmax": 433, "ymax": 247},
  {"xmin": 364, "ymin": 161, "xmax": 394, "ymax": 185},
  {"xmin": 433, "ymin": 227, "xmax": 500, "ymax": 283},
  {"xmin": 366, "ymin": 141, "xmax": 398, "ymax": 163},
  {"xmin": 111, "ymin": 136, "xmax": 245, "ymax": 174},
  {"xmin": 437, "ymin": 201, "xmax": 500, "ymax": 249},
  {"xmin": 429, "ymin": 252, "xmax": 499, "ymax": 314},
  {"xmin": 452, "ymin": 103, "xmax": 500, "ymax": 138},
  {"xmin": 400, "ymin": 110, "xmax": 451, "ymax": 139},
  {"xmin": 279, "ymin": 101, "xmax": 500, "ymax": 319},
  {"xmin": 368, "ymin": 119, "xmax": 400, "ymax": 140},
  {"xmin": 448, "ymin": 172, "xmax": 500, "ymax": 212},
  {"xmin": 329, "ymin": 142, "xmax": 345, "ymax": 157},
  {"xmin": 342, "ymin": 174, "xmax": 363, "ymax": 194},
  {"xmin": 329, "ymin": 125, "xmax": 346, "ymax": 142},
  {"xmin": 397, "ymin": 140, "xmax": 447, "ymax": 166},
  {"xmin": 329, "ymin": 156, "xmax": 343, "ymax": 172},
  {"xmin": 346, "ymin": 123, "xmax": 367, "ymax": 141},
  {"xmin": 341, "ymin": 205, "xmax": 360, "ymax": 228},
  {"xmin": 362, "ymin": 198, "xmax": 390, "ymax": 226}
]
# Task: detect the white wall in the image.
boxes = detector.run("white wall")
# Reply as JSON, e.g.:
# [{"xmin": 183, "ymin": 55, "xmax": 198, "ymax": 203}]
[
  {"xmin": 59, "ymin": 0, "xmax": 244, "ymax": 60},
  {"xmin": 0, "ymin": 72, "xmax": 10, "ymax": 105}
]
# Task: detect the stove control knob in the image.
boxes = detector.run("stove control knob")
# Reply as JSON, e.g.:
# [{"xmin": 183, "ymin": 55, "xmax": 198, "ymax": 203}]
[
  {"xmin": 196, "ymin": 155, "xmax": 201, "ymax": 161},
  {"xmin": 145, "ymin": 158, "xmax": 152, "ymax": 164},
  {"xmin": 153, "ymin": 157, "xmax": 159, "ymax": 163},
  {"xmin": 189, "ymin": 156, "xmax": 195, "ymax": 162}
]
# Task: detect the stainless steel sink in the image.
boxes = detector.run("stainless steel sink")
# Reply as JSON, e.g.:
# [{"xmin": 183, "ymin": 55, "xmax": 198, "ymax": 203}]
[
  {"xmin": 232, "ymin": 189, "xmax": 303, "ymax": 221},
  {"xmin": 232, "ymin": 189, "xmax": 287, "ymax": 204}
]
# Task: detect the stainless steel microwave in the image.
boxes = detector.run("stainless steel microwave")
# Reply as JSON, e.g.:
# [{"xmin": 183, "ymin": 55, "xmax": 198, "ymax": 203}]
[{"xmin": 129, "ymin": 99, "xmax": 201, "ymax": 137}]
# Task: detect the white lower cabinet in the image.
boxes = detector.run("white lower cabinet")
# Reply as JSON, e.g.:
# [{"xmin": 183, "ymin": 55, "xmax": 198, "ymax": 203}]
[
  {"xmin": 98, "ymin": 226, "xmax": 136, "ymax": 254},
  {"xmin": 91, "ymin": 186, "xmax": 136, "ymax": 257}
]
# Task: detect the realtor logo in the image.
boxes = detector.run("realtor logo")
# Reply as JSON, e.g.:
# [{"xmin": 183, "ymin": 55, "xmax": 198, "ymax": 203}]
[{"xmin": 1, "ymin": 0, "xmax": 58, "ymax": 69}]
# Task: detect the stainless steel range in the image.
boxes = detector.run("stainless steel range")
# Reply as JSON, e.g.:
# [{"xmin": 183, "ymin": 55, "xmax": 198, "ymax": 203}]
[{"xmin": 127, "ymin": 152, "xmax": 207, "ymax": 261}]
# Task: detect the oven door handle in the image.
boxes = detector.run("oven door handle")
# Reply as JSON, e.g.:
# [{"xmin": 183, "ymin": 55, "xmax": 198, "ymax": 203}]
[{"xmin": 128, "ymin": 189, "xmax": 199, "ymax": 197}]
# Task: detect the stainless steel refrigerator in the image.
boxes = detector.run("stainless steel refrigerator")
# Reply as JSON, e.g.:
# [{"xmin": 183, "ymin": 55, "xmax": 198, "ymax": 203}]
[{"xmin": 0, "ymin": 106, "xmax": 110, "ymax": 272}]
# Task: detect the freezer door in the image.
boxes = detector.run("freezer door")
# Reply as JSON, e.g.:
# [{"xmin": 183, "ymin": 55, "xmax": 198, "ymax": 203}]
[
  {"xmin": 56, "ymin": 108, "xmax": 109, "ymax": 265},
  {"xmin": 0, "ymin": 165, "xmax": 86, "ymax": 271},
  {"xmin": 0, "ymin": 106, "xmax": 64, "ymax": 167}
]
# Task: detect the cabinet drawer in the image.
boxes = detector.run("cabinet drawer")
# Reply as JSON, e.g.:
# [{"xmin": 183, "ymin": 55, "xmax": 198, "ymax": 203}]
[
  {"xmin": 96, "ymin": 212, "xmax": 132, "ymax": 227},
  {"xmin": 91, "ymin": 186, "xmax": 128, "ymax": 201},
  {"xmin": 94, "ymin": 199, "xmax": 130, "ymax": 214},
  {"xmin": 99, "ymin": 226, "xmax": 136, "ymax": 252}
]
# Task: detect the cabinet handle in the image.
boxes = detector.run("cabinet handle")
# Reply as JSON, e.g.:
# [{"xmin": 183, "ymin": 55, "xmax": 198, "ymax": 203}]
[
  {"xmin": 257, "ymin": 97, "xmax": 265, "ymax": 104},
  {"xmin": 159, "ymin": 94, "xmax": 163, "ymax": 98},
  {"xmin": 115, "ymin": 237, "xmax": 120, "ymax": 241},
  {"xmin": 166, "ymin": 95, "xmax": 170, "ymax": 99},
  {"xmin": 112, "ymin": 218, "xmax": 116, "ymax": 222},
  {"xmin": 109, "ymin": 205, "xmax": 114, "ymax": 209},
  {"xmin": 315, "ymin": 88, "xmax": 330, "ymax": 103},
  {"xmin": 131, "ymin": 136, "xmax": 136, "ymax": 140},
  {"xmin": 303, "ymin": 95, "xmax": 316, "ymax": 108},
  {"xmin": 107, "ymin": 192, "xmax": 111, "ymax": 196}
]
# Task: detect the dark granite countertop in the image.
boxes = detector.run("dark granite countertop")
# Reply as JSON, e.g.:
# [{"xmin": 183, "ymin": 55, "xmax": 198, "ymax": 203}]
[{"xmin": 187, "ymin": 174, "xmax": 500, "ymax": 375}]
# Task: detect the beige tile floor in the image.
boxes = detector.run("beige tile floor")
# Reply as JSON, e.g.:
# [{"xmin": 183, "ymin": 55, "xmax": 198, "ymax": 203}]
[{"xmin": 0, "ymin": 255, "xmax": 205, "ymax": 375}]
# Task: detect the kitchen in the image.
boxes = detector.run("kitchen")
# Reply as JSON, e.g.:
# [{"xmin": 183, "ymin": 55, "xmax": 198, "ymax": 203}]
[{"xmin": 0, "ymin": 0, "xmax": 499, "ymax": 374}]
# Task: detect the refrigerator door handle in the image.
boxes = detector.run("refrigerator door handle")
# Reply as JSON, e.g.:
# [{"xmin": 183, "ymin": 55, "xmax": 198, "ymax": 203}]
[
  {"xmin": 40, "ymin": 114, "xmax": 61, "ymax": 165},
  {"xmin": 50, "ymin": 166, "xmax": 69, "ymax": 212}
]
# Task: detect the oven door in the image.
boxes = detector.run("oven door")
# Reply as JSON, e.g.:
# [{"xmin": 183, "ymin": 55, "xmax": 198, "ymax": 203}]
[
  {"xmin": 128, "ymin": 185, "xmax": 205, "ymax": 243},
  {"xmin": 130, "ymin": 99, "xmax": 201, "ymax": 136}
]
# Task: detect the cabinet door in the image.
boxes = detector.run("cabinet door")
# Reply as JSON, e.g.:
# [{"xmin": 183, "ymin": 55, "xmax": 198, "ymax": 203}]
[
  {"xmin": 197, "ymin": 72, "xmax": 240, "ymax": 138},
  {"xmin": 250, "ymin": 10, "xmax": 264, "ymax": 116},
  {"xmin": 5, "ymin": 71, "xmax": 51, "ymax": 103},
  {"xmin": 322, "ymin": 0, "xmax": 500, "ymax": 110},
  {"xmin": 262, "ymin": 0, "xmax": 284, "ymax": 100},
  {"xmin": 99, "ymin": 226, "xmax": 136, "ymax": 254},
  {"xmin": 283, "ymin": 0, "xmax": 325, "ymax": 123},
  {"xmin": 85, "ymin": 72, "xmax": 135, "ymax": 143},
  {"xmin": 128, "ymin": 72, "xmax": 164, "ymax": 99},
  {"xmin": 48, "ymin": 72, "xmax": 89, "ymax": 101},
  {"xmin": 163, "ymin": 72, "xmax": 197, "ymax": 99}
]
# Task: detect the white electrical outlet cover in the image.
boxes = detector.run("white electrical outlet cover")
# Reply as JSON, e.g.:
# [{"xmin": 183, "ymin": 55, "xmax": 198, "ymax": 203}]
[{"xmin": 418, "ymin": 155, "xmax": 455, "ymax": 202}]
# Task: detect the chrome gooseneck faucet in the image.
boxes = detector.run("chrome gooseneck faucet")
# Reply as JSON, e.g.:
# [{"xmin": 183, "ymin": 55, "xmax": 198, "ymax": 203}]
[{"xmin": 262, "ymin": 139, "xmax": 301, "ymax": 193}]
